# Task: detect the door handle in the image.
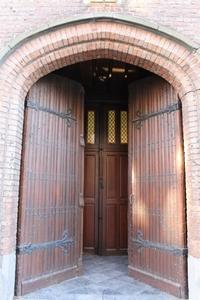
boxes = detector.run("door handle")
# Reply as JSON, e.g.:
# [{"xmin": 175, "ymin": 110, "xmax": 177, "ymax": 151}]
[
  {"xmin": 129, "ymin": 194, "xmax": 135, "ymax": 205},
  {"xmin": 99, "ymin": 177, "xmax": 104, "ymax": 189},
  {"xmin": 79, "ymin": 193, "xmax": 84, "ymax": 207},
  {"xmin": 80, "ymin": 134, "xmax": 85, "ymax": 147}
]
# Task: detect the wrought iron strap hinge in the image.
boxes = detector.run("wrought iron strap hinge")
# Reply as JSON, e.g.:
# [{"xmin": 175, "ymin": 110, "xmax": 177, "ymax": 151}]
[
  {"xmin": 25, "ymin": 99, "xmax": 76, "ymax": 127},
  {"xmin": 17, "ymin": 230, "xmax": 74, "ymax": 255},
  {"xmin": 132, "ymin": 230, "xmax": 187, "ymax": 256},
  {"xmin": 132, "ymin": 100, "xmax": 181, "ymax": 129}
]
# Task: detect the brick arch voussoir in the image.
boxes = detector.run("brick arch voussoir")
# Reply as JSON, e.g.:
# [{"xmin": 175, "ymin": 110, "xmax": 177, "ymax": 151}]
[
  {"xmin": 6, "ymin": 41, "xmax": 195, "ymax": 101},
  {"xmin": 0, "ymin": 20, "xmax": 200, "ymax": 106},
  {"xmin": 18, "ymin": 31, "xmax": 191, "ymax": 75},
  {"xmin": 0, "ymin": 22, "xmax": 196, "ymax": 85}
]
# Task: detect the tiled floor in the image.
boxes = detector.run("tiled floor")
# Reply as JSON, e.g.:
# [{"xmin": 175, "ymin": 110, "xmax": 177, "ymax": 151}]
[{"xmin": 16, "ymin": 255, "xmax": 179, "ymax": 300}]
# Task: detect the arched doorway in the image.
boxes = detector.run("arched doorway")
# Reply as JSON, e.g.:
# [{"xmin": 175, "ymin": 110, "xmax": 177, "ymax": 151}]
[
  {"xmin": 15, "ymin": 60, "xmax": 187, "ymax": 297},
  {"xmin": 0, "ymin": 14, "xmax": 200, "ymax": 300}
]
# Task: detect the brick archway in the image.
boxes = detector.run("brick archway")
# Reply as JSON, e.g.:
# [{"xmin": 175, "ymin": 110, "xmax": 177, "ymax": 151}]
[{"xmin": 0, "ymin": 15, "xmax": 200, "ymax": 300}]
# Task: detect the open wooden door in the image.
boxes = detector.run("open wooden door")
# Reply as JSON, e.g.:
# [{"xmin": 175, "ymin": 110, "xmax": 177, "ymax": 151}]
[
  {"xmin": 16, "ymin": 74, "xmax": 84, "ymax": 295},
  {"xmin": 128, "ymin": 76, "xmax": 187, "ymax": 298}
]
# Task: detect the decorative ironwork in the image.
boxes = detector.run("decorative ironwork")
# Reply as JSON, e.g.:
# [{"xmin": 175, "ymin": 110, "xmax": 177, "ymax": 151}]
[
  {"xmin": 25, "ymin": 99, "xmax": 76, "ymax": 127},
  {"xmin": 17, "ymin": 230, "xmax": 74, "ymax": 255},
  {"xmin": 132, "ymin": 101, "xmax": 181, "ymax": 129},
  {"xmin": 133, "ymin": 230, "xmax": 187, "ymax": 256}
]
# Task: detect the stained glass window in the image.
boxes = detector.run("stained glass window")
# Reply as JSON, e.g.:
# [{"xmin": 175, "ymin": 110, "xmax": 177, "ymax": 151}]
[
  {"xmin": 87, "ymin": 111, "xmax": 95, "ymax": 144},
  {"xmin": 108, "ymin": 110, "xmax": 116, "ymax": 144},
  {"xmin": 120, "ymin": 111, "xmax": 128, "ymax": 144}
]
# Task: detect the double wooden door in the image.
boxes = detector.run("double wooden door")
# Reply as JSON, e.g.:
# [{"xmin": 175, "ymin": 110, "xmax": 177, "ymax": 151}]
[
  {"xmin": 16, "ymin": 72, "xmax": 187, "ymax": 298},
  {"xmin": 83, "ymin": 104, "xmax": 128, "ymax": 255}
]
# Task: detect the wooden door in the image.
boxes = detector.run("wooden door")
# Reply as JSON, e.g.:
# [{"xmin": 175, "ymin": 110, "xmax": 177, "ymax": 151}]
[
  {"xmin": 128, "ymin": 76, "xmax": 187, "ymax": 298},
  {"xmin": 84, "ymin": 105, "xmax": 128, "ymax": 255},
  {"xmin": 16, "ymin": 74, "xmax": 84, "ymax": 295}
]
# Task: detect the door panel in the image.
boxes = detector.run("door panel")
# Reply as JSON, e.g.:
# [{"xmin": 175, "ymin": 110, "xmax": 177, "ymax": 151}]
[
  {"xmin": 83, "ymin": 105, "xmax": 128, "ymax": 254},
  {"xmin": 106, "ymin": 154, "xmax": 118, "ymax": 201},
  {"xmin": 83, "ymin": 107, "xmax": 99, "ymax": 253},
  {"xmin": 102, "ymin": 151, "xmax": 128, "ymax": 254},
  {"xmin": 128, "ymin": 76, "xmax": 187, "ymax": 298},
  {"xmin": 16, "ymin": 74, "xmax": 84, "ymax": 295},
  {"xmin": 120, "ymin": 155, "xmax": 128, "ymax": 199},
  {"xmin": 83, "ymin": 152, "xmax": 98, "ymax": 252},
  {"xmin": 119, "ymin": 204, "xmax": 128, "ymax": 249},
  {"xmin": 105, "ymin": 205, "xmax": 117, "ymax": 249},
  {"xmin": 83, "ymin": 205, "xmax": 95, "ymax": 248},
  {"xmin": 84, "ymin": 153, "xmax": 96, "ymax": 199}
]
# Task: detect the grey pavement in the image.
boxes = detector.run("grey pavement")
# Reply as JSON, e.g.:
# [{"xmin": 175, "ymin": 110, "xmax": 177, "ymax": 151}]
[{"xmin": 15, "ymin": 255, "xmax": 179, "ymax": 300}]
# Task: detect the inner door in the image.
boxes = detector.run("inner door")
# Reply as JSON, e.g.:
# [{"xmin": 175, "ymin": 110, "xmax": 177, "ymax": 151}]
[
  {"xmin": 84, "ymin": 104, "xmax": 128, "ymax": 255},
  {"xmin": 16, "ymin": 74, "xmax": 84, "ymax": 295},
  {"xmin": 128, "ymin": 76, "xmax": 187, "ymax": 298}
]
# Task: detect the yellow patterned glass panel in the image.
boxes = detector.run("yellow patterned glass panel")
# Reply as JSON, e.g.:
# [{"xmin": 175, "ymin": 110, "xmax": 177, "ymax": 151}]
[
  {"xmin": 120, "ymin": 111, "xmax": 128, "ymax": 144},
  {"xmin": 87, "ymin": 111, "xmax": 95, "ymax": 144},
  {"xmin": 108, "ymin": 110, "xmax": 116, "ymax": 144}
]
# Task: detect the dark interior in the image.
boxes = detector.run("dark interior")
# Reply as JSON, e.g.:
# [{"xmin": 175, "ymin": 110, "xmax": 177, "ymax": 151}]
[{"xmin": 53, "ymin": 59, "xmax": 152, "ymax": 104}]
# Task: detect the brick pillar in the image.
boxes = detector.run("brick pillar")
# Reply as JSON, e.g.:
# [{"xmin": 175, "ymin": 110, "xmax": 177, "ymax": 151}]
[
  {"xmin": 0, "ymin": 93, "xmax": 25, "ymax": 300},
  {"xmin": 181, "ymin": 90, "xmax": 200, "ymax": 300}
]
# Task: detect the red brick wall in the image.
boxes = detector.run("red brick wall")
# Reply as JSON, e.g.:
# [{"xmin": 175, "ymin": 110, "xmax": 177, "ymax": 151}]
[{"xmin": 0, "ymin": 0, "xmax": 200, "ymax": 51}]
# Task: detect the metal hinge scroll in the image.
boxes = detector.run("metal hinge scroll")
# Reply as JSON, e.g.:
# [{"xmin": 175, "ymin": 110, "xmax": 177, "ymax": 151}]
[
  {"xmin": 133, "ymin": 229, "xmax": 188, "ymax": 256},
  {"xmin": 25, "ymin": 99, "xmax": 76, "ymax": 127},
  {"xmin": 17, "ymin": 230, "xmax": 74, "ymax": 255},
  {"xmin": 132, "ymin": 100, "xmax": 181, "ymax": 129}
]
